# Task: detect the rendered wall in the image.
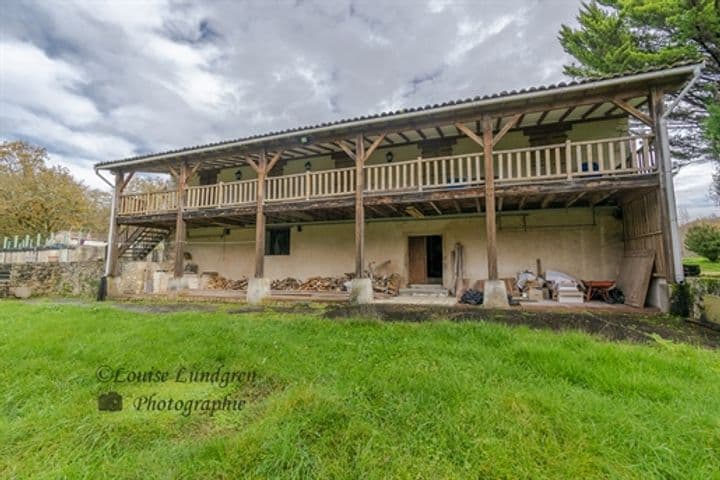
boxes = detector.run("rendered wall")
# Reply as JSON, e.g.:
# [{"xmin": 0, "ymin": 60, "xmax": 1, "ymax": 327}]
[{"xmin": 183, "ymin": 206, "xmax": 624, "ymax": 287}]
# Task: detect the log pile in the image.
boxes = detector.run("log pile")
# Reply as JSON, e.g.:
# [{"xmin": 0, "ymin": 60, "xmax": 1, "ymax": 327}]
[
  {"xmin": 206, "ymin": 272, "xmax": 402, "ymax": 296},
  {"xmin": 207, "ymin": 275, "xmax": 248, "ymax": 290},
  {"xmin": 296, "ymin": 276, "xmax": 351, "ymax": 291},
  {"xmin": 271, "ymin": 277, "xmax": 301, "ymax": 290},
  {"xmin": 372, "ymin": 273, "xmax": 401, "ymax": 296}
]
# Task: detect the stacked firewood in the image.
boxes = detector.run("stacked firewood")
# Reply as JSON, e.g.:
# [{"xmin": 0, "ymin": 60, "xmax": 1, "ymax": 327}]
[
  {"xmin": 207, "ymin": 272, "xmax": 402, "ymax": 296},
  {"xmin": 271, "ymin": 277, "xmax": 301, "ymax": 290},
  {"xmin": 296, "ymin": 276, "xmax": 352, "ymax": 291},
  {"xmin": 372, "ymin": 273, "xmax": 401, "ymax": 295},
  {"xmin": 207, "ymin": 275, "xmax": 248, "ymax": 290}
]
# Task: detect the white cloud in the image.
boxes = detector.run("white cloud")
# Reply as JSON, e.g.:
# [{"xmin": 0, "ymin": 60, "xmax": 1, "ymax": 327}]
[{"xmin": 0, "ymin": 40, "xmax": 100, "ymax": 126}]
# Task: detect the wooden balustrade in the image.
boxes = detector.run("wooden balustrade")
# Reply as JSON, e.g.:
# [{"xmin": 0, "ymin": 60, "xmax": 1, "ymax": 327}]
[
  {"xmin": 219, "ymin": 179, "xmax": 257, "ymax": 206},
  {"xmin": 117, "ymin": 135, "xmax": 656, "ymax": 216},
  {"xmin": 119, "ymin": 191, "xmax": 177, "ymax": 215}
]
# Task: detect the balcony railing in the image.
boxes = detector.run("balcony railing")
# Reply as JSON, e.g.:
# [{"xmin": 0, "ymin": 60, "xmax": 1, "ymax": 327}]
[{"xmin": 118, "ymin": 135, "xmax": 655, "ymax": 216}]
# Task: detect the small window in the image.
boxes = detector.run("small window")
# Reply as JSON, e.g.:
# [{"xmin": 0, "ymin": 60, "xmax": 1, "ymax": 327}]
[{"xmin": 266, "ymin": 228, "xmax": 290, "ymax": 255}]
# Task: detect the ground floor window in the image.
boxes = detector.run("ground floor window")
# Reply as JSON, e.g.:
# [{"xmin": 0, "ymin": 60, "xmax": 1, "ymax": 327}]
[{"xmin": 266, "ymin": 228, "xmax": 290, "ymax": 255}]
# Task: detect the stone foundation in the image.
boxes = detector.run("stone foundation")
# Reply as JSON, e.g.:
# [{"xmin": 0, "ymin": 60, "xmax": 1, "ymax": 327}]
[
  {"xmin": 1, "ymin": 261, "xmax": 103, "ymax": 297},
  {"xmin": 483, "ymin": 279, "xmax": 509, "ymax": 308}
]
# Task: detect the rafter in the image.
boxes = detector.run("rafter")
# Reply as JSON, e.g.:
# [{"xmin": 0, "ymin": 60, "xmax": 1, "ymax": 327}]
[
  {"xmin": 558, "ymin": 106, "xmax": 576, "ymax": 123},
  {"xmin": 565, "ymin": 191, "xmax": 586, "ymax": 208},
  {"xmin": 581, "ymin": 102, "xmax": 604, "ymax": 120},
  {"xmin": 536, "ymin": 110, "xmax": 550, "ymax": 126}
]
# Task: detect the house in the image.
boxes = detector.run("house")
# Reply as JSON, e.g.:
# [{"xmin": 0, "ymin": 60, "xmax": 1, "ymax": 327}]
[{"xmin": 94, "ymin": 62, "xmax": 702, "ymax": 309}]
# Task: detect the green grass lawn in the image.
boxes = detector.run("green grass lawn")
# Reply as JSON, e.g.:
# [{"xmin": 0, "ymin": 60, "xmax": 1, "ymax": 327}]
[
  {"xmin": 684, "ymin": 256, "xmax": 720, "ymax": 276},
  {"xmin": 1, "ymin": 301, "xmax": 719, "ymax": 479}
]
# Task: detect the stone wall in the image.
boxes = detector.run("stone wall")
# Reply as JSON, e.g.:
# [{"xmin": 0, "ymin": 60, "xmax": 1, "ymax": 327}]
[
  {"xmin": 0, "ymin": 245, "xmax": 105, "ymax": 264},
  {"xmin": 2, "ymin": 261, "xmax": 104, "ymax": 297}
]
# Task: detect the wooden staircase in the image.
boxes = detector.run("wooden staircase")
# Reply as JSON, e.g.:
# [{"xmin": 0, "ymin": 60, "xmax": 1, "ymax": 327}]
[{"xmin": 118, "ymin": 226, "xmax": 170, "ymax": 260}]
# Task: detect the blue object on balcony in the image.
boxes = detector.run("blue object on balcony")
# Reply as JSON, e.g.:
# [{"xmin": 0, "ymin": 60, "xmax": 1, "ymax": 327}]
[{"xmin": 581, "ymin": 162, "xmax": 600, "ymax": 172}]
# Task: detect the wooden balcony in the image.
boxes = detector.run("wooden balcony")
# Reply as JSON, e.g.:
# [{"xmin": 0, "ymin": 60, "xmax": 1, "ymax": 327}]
[{"xmin": 117, "ymin": 135, "xmax": 656, "ymax": 217}]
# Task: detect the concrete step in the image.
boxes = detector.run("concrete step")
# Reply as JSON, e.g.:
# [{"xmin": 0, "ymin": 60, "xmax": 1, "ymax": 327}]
[{"xmin": 398, "ymin": 284, "xmax": 450, "ymax": 297}]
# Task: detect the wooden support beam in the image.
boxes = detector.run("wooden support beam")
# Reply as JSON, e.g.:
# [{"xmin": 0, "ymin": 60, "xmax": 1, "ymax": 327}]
[
  {"xmin": 541, "ymin": 194, "xmax": 555, "ymax": 209},
  {"xmin": 452, "ymin": 200, "xmax": 462, "ymax": 214},
  {"xmin": 254, "ymin": 151, "xmax": 267, "ymax": 278},
  {"xmin": 429, "ymin": 202, "xmax": 442, "ymax": 215},
  {"xmin": 474, "ymin": 196, "xmax": 482, "ymax": 213},
  {"xmin": 107, "ymin": 171, "xmax": 124, "ymax": 277},
  {"xmin": 173, "ymin": 163, "xmax": 189, "ymax": 278},
  {"xmin": 415, "ymin": 129, "xmax": 427, "ymax": 140},
  {"xmin": 565, "ymin": 191, "xmax": 586, "ymax": 208},
  {"xmin": 354, "ymin": 134, "xmax": 366, "ymax": 277},
  {"xmin": 492, "ymin": 113, "xmax": 522, "ymax": 146},
  {"xmin": 338, "ymin": 140, "xmax": 357, "ymax": 162},
  {"xmin": 435, "ymin": 127, "xmax": 445, "ymax": 138},
  {"xmin": 650, "ymin": 86, "xmax": 677, "ymax": 281},
  {"xmin": 244, "ymin": 155, "xmax": 260, "ymax": 173},
  {"xmin": 364, "ymin": 134, "xmax": 386, "ymax": 160},
  {"xmin": 266, "ymin": 150, "xmax": 284, "ymax": 173},
  {"xmin": 590, "ymin": 189, "xmax": 617, "ymax": 206},
  {"xmin": 497, "ymin": 197, "xmax": 504, "ymax": 212},
  {"xmin": 482, "ymin": 117, "xmax": 498, "ymax": 280},
  {"xmin": 119, "ymin": 171, "xmax": 135, "ymax": 193},
  {"xmin": 518, "ymin": 195, "xmax": 527, "ymax": 210},
  {"xmin": 455, "ymin": 123, "xmax": 484, "ymax": 147},
  {"xmin": 610, "ymin": 97, "xmax": 654, "ymax": 127}
]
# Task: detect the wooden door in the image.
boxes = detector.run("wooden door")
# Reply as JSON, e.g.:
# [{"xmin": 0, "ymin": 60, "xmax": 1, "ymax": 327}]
[{"xmin": 408, "ymin": 236, "xmax": 427, "ymax": 284}]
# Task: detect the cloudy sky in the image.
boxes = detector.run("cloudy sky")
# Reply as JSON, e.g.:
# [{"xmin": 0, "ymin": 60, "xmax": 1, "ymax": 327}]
[{"xmin": 0, "ymin": 0, "xmax": 715, "ymax": 219}]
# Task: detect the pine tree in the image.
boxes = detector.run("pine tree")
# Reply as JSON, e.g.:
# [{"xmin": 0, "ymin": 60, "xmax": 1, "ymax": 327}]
[{"xmin": 559, "ymin": 1, "xmax": 719, "ymax": 201}]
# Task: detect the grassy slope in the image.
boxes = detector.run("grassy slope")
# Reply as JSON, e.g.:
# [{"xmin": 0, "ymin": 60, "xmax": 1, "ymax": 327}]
[
  {"xmin": 683, "ymin": 256, "xmax": 720, "ymax": 276},
  {"xmin": 1, "ymin": 302, "xmax": 719, "ymax": 479}
]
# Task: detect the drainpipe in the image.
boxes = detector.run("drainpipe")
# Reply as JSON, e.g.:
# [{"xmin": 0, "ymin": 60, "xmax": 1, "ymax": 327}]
[
  {"xmin": 659, "ymin": 64, "xmax": 703, "ymax": 283},
  {"xmin": 95, "ymin": 168, "xmax": 116, "ymax": 277}
]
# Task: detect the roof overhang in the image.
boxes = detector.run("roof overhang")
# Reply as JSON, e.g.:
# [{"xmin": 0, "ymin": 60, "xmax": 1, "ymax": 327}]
[{"xmin": 95, "ymin": 62, "xmax": 702, "ymax": 174}]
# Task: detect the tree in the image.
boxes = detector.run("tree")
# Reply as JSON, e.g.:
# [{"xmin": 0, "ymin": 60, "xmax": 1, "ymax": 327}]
[
  {"xmin": 559, "ymin": 1, "xmax": 720, "ymax": 200},
  {"xmin": 124, "ymin": 174, "xmax": 176, "ymax": 194},
  {"xmin": 0, "ymin": 141, "xmax": 110, "ymax": 236},
  {"xmin": 684, "ymin": 223, "xmax": 720, "ymax": 261}
]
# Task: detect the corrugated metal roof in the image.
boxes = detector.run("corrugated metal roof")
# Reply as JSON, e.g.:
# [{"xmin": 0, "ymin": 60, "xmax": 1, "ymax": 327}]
[{"xmin": 95, "ymin": 61, "xmax": 701, "ymax": 168}]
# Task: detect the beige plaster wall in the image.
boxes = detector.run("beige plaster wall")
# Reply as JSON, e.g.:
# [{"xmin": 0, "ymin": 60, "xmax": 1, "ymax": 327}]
[{"xmin": 184, "ymin": 206, "xmax": 624, "ymax": 287}]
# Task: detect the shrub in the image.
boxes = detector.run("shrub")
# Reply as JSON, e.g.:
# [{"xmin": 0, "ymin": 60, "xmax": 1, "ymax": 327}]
[{"xmin": 684, "ymin": 224, "xmax": 720, "ymax": 262}]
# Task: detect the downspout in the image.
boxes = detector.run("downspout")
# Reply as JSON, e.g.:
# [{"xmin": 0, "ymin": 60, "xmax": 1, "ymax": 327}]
[
  {"xmin": 95, "ymin": 168, "xmax": 116, "ymax": 277},
  {"xmin": 659, "ymin": 64, "xmax": 703, "ymax": 283}
]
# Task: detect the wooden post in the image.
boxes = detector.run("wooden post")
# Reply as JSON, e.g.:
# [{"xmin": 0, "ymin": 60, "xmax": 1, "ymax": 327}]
[
  {"xmin": 106, "ymin": 171, "xmax": 124, "ymax": 277},
  {"xmin": 482, "ymin": 117, "xmax": 498, "ymax": 280},
  {"xmin": 173, "ymin": 163, "xmax": 188, "ymax": 278},
  {"xmin": 355, "ymin": 134, "xmax": 366, "ymax": 278},
  {"xmin": 254, "ymin": 151, "xmax": 267, "ymax": 278},
  {"xmin": 649, "ymin": 87, "xmax": 680, "ymax": 282}
]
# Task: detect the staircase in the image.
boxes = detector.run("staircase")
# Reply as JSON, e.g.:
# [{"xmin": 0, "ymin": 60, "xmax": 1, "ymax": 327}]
[
  {"xmin": 118, "ymin": 226, "xmax": 170, "ymax": 260},
  {"xmin": 398, "ymin": 284, "xmax": 450, "ymax": 297}
]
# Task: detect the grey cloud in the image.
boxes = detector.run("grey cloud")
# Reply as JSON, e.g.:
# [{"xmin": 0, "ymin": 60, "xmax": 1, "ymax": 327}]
[{"xmin": 1, "ymin": 0, "xmax": 714, "ymax": 219}]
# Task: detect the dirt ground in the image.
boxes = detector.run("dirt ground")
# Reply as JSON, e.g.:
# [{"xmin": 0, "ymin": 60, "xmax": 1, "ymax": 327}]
[
  {"xmin": 324, "ymin": 304, "xmax": 720, "ymax": 349},
  {"xmin": 80, "ymin": 299, "xmax": 720, "ymax": 349}
]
